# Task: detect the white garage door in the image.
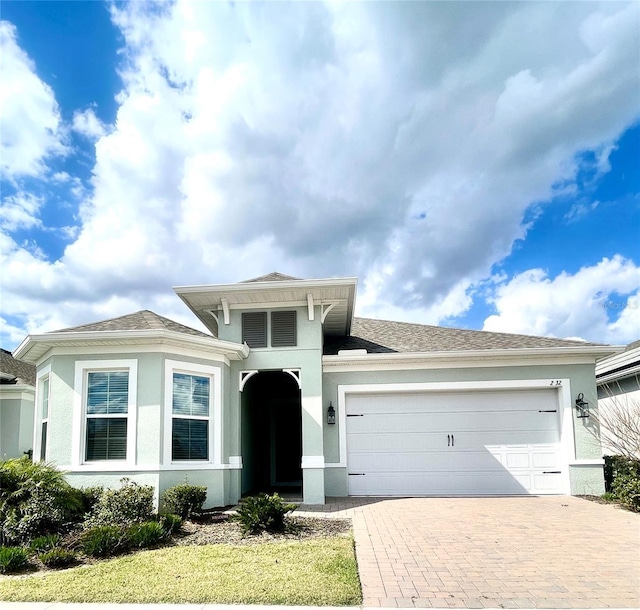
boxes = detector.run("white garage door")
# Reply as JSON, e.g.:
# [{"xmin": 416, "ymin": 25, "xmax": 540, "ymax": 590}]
[{"xmin": 346, "ymin": 388, "xmax": 563, "ymax": 496}]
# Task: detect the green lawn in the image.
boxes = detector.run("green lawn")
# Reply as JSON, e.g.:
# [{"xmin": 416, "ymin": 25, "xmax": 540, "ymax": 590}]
[{"xmin": 0, "ymin": 537, "xmax": 362, "ymax": 605}]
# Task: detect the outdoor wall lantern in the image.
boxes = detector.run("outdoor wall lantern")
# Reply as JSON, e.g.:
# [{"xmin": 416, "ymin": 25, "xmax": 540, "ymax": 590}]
[
  {"xmin": 327, "ymin": 402, "xmax": 336, "ymax": 425},
  {"xmin": 575, "ymin": 393, "xmax": 590, "ymax": 418}
]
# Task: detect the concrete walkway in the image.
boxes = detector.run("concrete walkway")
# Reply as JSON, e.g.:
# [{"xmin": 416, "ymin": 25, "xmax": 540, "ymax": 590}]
[{"xmin": 299, "ymin": 496, "xmax": 640, "ymax": 609}]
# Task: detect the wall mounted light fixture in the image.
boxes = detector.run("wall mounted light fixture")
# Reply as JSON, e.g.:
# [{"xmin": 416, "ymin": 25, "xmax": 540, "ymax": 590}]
[
  {"xmin": 327, "ymin": 402, "xmax": 336, "ymax": 425},
  {"xmin": 575, "ymin": 393, "xmax": 589, "ymax": 418}
]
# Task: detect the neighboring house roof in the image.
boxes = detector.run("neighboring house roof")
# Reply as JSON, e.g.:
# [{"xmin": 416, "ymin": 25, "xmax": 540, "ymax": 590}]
[
  {"xmin": 53, "ymin": 310, "xmax": 212, "ymax": 339},
  {"xmin": 323, "ymin": 317, "xmax": 606, "ymax": 355},
  {"xmin": 0, "ymin": 348, "xmax": 36, "ymax": 386},
  {"xmin": 242, "ymin": 272, "xmax": 302, "ymax": 283},
  {"xmin": 596, "ymin": 339, "xmax": 640, "ymax": 384}
]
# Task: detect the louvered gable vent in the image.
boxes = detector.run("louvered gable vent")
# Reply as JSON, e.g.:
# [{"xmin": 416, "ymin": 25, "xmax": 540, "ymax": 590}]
[
  {"xmin": 242, "ymin": 312, "xmax": 267, "ymax": 348},
  {"xmin": 271, "ymin": 311, "xmax": 297, "ymax": 347}
]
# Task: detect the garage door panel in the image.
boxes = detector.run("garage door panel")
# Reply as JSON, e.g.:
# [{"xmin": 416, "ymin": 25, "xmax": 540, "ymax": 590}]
[
  {"xmin": 347, "ymin": 411, "xmax": 558, "ymax": 435},
  {"xmin": 346, "ymin": 388, "xmax": 563, "ymax": 496},
  {"xmin": 347, "ymin": 390, "xmax": 558, "ymax": 415}
]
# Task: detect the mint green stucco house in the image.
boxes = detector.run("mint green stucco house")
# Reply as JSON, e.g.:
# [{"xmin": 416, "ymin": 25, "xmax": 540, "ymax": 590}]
[{"xmin": 13, "ymin": 273, "xmax": 618, "ymax": 506}]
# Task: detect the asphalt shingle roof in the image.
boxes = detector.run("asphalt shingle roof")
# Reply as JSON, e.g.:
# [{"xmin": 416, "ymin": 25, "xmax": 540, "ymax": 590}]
[
  {"xmin": 0, "ymin": 348, "xmax": 36, "ymax": 386},
  {"xmin": 242, "ymin": 272, "xmax": 302, "ymax": 283},
  {"xmin": 53, "ymin": 310, "xmax": 212, "ymax": 339},
  {"xmin": 323, "ymin": 317, "xmax": 604, "ymax": 355}
]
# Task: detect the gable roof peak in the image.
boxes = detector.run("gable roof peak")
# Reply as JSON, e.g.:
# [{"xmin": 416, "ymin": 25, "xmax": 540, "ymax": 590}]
[{"xmin": 241, "ymin": 272, "xmax": 302, "ymax": 283}]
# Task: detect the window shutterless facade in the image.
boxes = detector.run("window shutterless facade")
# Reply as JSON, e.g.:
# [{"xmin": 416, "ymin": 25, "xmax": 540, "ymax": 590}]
[
  {"xmin": 36, "ymin": 365, "xmax": 52, "ymax": 462},
  {"xmin": 72, "ymin": 359, "xmax": 138, "ymax": 468},
  {"xmin": 40, "ymin": 377, "xmax": 49, "ymax": 461},
  {"xmin": 164, "ymin": 360, "xmax": 222, "ymax": 466}
]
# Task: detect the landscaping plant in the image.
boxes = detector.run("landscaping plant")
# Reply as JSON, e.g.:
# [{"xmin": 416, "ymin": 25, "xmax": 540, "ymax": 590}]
[
  {"xmin": 162, "ymin": 483, "xmax": 207, "ymax": 519},
  {"xmin": 125, "ymin": 521, "xmax": 167, "ymax": 549},
  {"xmin": 232, "ymin": 493, "xmax": 296, "ymax": 534},
  {"xmin": 38, "ymin": 548, "xmax": 76, "ymax": 569},
  {"xmin": 0, "ymin": 546, "xmax": 29, "ymax": 574},
  {"xmin": 0, "ymin": 457, "xmax": 84, "ymax": 544},
  {"xmin": 85, "ymin": 478, "xmax": 154, "ymax": 527},
  {"xmin": 81, "ymin": 525, "xmax": 126, "ymax": 558}
]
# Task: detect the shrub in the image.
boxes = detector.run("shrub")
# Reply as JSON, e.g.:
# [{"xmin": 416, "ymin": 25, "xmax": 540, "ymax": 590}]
[
  {"xmin": 612, "ymin": 471, "xmax": 640, "ymax": 512},
  {"xmin": 159, "ymin": 513, "xmax": 183, "ymax": 535},
  {"xmin": 79, "ymin": 486, "xmax": 104, "ymax": 514},
  {"xmin": 0, "ymin": 546, "xmax": 29, "ymax": 574},
  {"xmin": 162, "ymin": 484, "xmax": 207, "ymax": 519},
  {"xmin": 29, "ymin": 534, "xmax": 62, "ymax": 553},
  {"xmin": 126, "ymin": 521, "xmax": 167, "ymax": 548},
  {"xmin": 39, "ymin": 548, "xmax": 76, "ymax": 569},
  {"xmin": 232, "ymin": 493, "xmax": 296, "ymax": 534},
  {"xmin": 0, "ymin": 457, "xmax": 83, "ymax": 544},
  {"xmin": 81, "ymin": 525, "xmax": 125, "ymax": 557},
  {"xmin": 85, "ymin": 478, "xmax": 154, "ymax": 528}
]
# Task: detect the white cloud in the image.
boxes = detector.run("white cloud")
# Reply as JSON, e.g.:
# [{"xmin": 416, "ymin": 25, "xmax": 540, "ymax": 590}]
[
  {"xmin": 0, "ymin": 192, "xmax": 43, "ymax": 231},
  {"xmin": 483, "ymin": 256, "xmax": 640, "ymax": 344},
  {"xmin": 0, "ymin": 2, "xmax": 639, "ymax": 347},
  {"xmin": 0, "ymin": 21, "xmax": 66, "ymax": 179},
  {"xmin": 72, "ymin": 108, "xmax": 108, "ymax": 139}
]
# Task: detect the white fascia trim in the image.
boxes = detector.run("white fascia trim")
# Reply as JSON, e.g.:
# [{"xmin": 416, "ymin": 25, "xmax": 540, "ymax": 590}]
[
  {"xmin": 14, "ymin": 330, "xmax": 249, "ymax": 363},
  {"xmin": 0, "ymin": 386, "xmax": 35, "ymax": 400},
  {"xmin": 164, "ymin": 359, "xmax": 223, "ymax": 466},
  {"xmin": 73, "ymin": 359, "xmax": 138, "ymax": 469},
  {"xmin": 301, "ymin": 455, "xmax": 325, "ymax": 468},
  {"xmin": 336, "ymin": 379, "xmax": 574, "ymax": 494},
  {"xmin": 56, "ymin": 463, "xmax": 243, "ymax": 472},
  {"xmin": 174, "ymin": 277, "xmax": 358, "ymax": 294},
  {"xmin": 325, "ymin": 463, "xmax": 344, "ymax": 468},
  {"xmin": 597, "ymin": 363, "xmax": 640, "ymax": 385},
  {"xmin": 595, "ymin": 346, "xmax": 639, "ymax": 376},
  {"xmin": 323, "ymin": 346, "xmax": 619, "ymax": 372}
]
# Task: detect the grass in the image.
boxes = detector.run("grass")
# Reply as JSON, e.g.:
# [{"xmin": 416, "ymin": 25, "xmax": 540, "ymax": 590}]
[{"xmin": 0, "ymin": 537, "xmax": 361, "ymax": 605}]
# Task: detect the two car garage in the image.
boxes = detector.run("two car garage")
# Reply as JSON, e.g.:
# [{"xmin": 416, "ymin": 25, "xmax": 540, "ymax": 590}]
[{"xmin": 344, "ymin": 384, "xmax": 567, "ymax": 497}]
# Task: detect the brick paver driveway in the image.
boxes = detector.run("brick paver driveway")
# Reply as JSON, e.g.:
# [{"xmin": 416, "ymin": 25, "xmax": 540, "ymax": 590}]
[{"xmin": 302, "ymin": 496, "xmax": 639, "ymax": 608}]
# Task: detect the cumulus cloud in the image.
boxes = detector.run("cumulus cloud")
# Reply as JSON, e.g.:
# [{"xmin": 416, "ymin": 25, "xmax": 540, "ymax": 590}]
[
  {"xmin": 483, "ymin": 256, "xmax": 640, "ymax": 344},
  {"xmin": 0, "ymin": 192, "xmax": 43, "ymax": 231},
  {"xmin": 0, "ymin": 21, "xmax": 66, "ymax": 179},
  {"xmin": 72, "ymin": 108, "xmax": 108, "ymax": 139},
  {"xmin": 0, "ymin": 1, "xmax": 639, "ymax": 346}
]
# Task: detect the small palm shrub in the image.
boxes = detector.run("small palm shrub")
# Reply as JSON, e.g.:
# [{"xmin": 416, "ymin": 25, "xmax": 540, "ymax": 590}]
[
  {"xmin": 81, "ymin": 525, "xmax": 125, "ymax": 557},
  {"xmin": 29, "ymin": 534, "xmax": 62, "ymax": 553},
  {"xmin": 162, "ymin": 484, "xmax": 207, "ymax": 519},
  {"xmin": 159, "ymin": 513, "xmax": 183, "ymax": 535},
  {"xmin": 0, "ymin": 546, "xmax": 29, "ymax": 574},
  {"xmin": 0, "ymin": 457, "xmax": 83, "ymax": 544},
  {"xmin": 126, "ymin": 521, "xmax": 167, "ymax": 548},
  {"xmin": 39, "ymin": 548, "xmax": 76, "ymax": 569},
  {"xmin": 85, "ymin": 478, "xmax": 154, "ymax": 527},
  {"xmin": 232, "ymin": 493, "xmax": 296, "ymax": 534}
]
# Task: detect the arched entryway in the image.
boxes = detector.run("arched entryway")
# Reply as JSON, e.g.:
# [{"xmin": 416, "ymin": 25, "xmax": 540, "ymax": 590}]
[{"xmin": 241, "ymin": 371, "xmax": 302, "ymax": 496}]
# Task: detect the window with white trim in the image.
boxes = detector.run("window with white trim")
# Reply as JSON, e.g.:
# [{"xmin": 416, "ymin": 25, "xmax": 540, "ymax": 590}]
[
  {"xmin": 40, "ymin": 377, "xmax": 50, "ymax": 461},
  {"xmin": 85, "ymin": 370, "xmax": 129, "ymax": 461},
  {"xmin": 171, "ymin": 373, "xmax": 210, "ymax": 460}
]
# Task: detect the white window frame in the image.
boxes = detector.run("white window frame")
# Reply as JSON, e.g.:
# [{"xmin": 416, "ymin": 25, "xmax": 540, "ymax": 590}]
[
  {"xmin": 72, "ymin": 359, "xmax": 138, "ymax": 469},
  {"xmin": 164, "ymin": 359, "xmax": 222, "ymax": 467},
  {"xmin": 34, "ymin": 364, "xmax": 52, "ymax": 462}
]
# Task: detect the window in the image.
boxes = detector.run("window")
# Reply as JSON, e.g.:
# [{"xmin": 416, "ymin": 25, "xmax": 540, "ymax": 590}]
[
  {"xmin": 40, "ymin": 377, "xmax": 49, "ymax": 461},
  {"xmin": 242, "ymin": 312, "xmax": 267, "ymax": 347},
  {"xmin": 85, "ymin": 371, "xmax": 129, "ymax": 461},
  {"xmin": 271, "ymin": 311, "xmax": 297, "ymax": 347},
  {"xmin": 172, "ymin": 373, "xmax": 210, "ymax": 460}
]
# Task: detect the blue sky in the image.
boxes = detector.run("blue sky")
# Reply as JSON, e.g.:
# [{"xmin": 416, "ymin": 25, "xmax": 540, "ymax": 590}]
[{"xmin": 1, "ymin": 1, "xmax": 639, "ymax": 350}]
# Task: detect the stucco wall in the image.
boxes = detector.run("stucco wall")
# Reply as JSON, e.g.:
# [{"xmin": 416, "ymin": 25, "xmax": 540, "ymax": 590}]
[{"xmin": 0, "ymin": 390, "xmax": 34, "ymax": 459}]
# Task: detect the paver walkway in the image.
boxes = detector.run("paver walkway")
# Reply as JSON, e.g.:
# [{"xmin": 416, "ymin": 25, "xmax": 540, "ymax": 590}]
[{"xmin": 299, "ymin": 496, "xmax": 640, "ymax": 609}]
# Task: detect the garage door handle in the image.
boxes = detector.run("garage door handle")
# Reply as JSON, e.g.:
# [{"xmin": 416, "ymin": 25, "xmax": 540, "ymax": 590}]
[
  {"xmin": 451, "ymin": 434, "xmax": 454, "ymax": 447},
  {"xmin": 348, "ymin": 473, "xmax": 366, "ymax": 476},
  {"xmin": 538, "ymin": 409, "xmax": 557, "ymax": 413},
  {"xmin": 543, "ymin": 471, "xmax": 561, "ymax": 474},
  {"xmin": 447, "ymin": 434, "xmax": 450, "ymax": 446}
]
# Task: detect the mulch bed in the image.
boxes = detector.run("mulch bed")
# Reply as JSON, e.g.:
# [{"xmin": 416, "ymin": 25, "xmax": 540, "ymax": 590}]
[{"xmin": 174, "ymin": 514, "xmax": 352, "ymax": 546}]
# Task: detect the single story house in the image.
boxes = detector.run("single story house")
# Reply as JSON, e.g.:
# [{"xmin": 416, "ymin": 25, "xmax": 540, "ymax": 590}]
[
  {"xmin": 596, "ymin": 340, "xmax": 640, "ymax": 458},
  {"xmin": 13, "ymin": 273, "xmax": 619, "ymax": 506},
  {"xmin": 0, "ymin": 348, "xmax": 36, "ymax": 460}
]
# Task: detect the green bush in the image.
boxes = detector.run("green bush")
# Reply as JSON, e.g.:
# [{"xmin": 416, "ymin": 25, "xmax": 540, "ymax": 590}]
[
  {"xmin": 85, "ymin": 478, "xmax": 154, "ymax": 527},
  {"xmin": 0, "ymin": 546, "xmax": 29, "ymax": 574},
  {"xmin": 81, "ymin": 525, "xmax": 125, "ymax": 557},
  {"xmin": 232, "ymin": 493, "xmax": 296, "ymax": 534},
  {"xmin": 0, "ymin": 457, "xmax": 83, "ymax": 544},
  {"xmin": 126, "ymin": 521, "xmax": 167, "ymax": 548},
  {"xmin": 162, "ymin": 484, "xmax": 207, "ymax": 519},
  {"xmin": 79, "ymin": 486, "xmax": 104, "ymax": 514},
  {"xmin": 39, "ymin": 548, "xmax": 76, "ymax": 569},
  {"xmin": 29, "ymin": 534, "xmax": 62, "ymax": 553},
  {"xmin": 612, "ymin": 470, "xmax": 640, "ymax": 512},
  {"xmin": 159, "ymin": 513, "xmax": 183, "ymax": 535}
]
